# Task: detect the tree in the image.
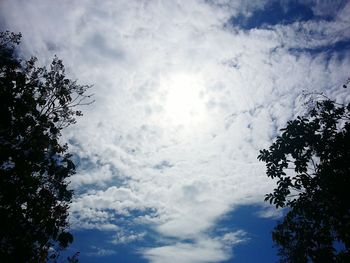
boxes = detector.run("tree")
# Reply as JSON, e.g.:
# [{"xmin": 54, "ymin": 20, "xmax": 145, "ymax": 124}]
[
  {"xmin": 0, "ymin": 31, "xmax": 92, "ymax": 262},
  {"xmin": 258, "ymin": 96, "xmax": 350, "ymax": 262}
]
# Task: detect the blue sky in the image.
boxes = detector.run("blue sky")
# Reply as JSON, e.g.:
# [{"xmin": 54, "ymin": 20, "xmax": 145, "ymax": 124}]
[
  {"xmin": 66, "ymin": 205, "xmax": 279, "ymax": 262},
  {"xmin": 1, "ymin": 0, "xmax": 350, "ymax": 262}
]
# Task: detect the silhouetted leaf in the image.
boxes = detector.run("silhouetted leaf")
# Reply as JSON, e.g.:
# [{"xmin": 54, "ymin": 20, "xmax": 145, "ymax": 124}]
[{"xmin": 258, "ymin": 97, "xmax": 350, "ymax": 262}]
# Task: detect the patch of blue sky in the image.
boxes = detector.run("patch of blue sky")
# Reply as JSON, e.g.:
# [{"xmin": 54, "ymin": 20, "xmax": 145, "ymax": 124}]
[
  {"xmin": 64, "ymin": 229, "xmax": 149, "ymax": 263},
  {"xmin": 214, "ymin": 205, "xmax": 280, "ymax": 263},
  {"xmin": 229, "ymin": 2, "xmax": 313, "ymax": 29},
  {"xmin": 65, "ymin": 209, "xmax": 160, "ymax": 262},
  {"xmin": 228, "ymin": 1, "xmax": 346, "ymax": 30},
  {"xmin": 66, "ymin": 205, "xmax": 280, "ymax": 263},
  {"xmin": 288, "ymin": 39, "xmax": 350, "ymax": 59}
]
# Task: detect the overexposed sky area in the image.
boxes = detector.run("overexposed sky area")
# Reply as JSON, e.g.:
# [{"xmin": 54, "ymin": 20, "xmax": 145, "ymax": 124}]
[{"xmin": 1, "ymin": 0, "xmax": 350, "ymax": 262}]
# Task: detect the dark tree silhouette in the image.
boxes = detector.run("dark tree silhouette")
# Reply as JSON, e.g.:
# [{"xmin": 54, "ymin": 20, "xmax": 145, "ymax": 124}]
[
  {"xmin": 0, "ymin": 31, "xmax": 92, "ymax": 262},
  {"xmin": 258, "ymin": 96, "xmax": 350, "ymax": 262}
]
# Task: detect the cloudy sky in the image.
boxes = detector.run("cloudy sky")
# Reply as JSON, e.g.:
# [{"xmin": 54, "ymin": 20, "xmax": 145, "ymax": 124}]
[{"xmin": 1, "ymin": 0, "xmax": 350, "ymax": 262}]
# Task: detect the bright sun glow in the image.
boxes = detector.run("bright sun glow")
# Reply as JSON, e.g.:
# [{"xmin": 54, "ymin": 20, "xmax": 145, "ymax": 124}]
[{"xmin": 159, "ymin": 73, "xmax": 207, "ymax": 127}]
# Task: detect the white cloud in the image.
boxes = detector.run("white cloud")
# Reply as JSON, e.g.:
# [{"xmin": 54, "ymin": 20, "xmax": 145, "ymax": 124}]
[
  {"xmin": 1, "ymin": 0, "xmax": 350, "ymax": 262},
  {"xmin": 256, "ymin": 206, "xmax": 284, "ymax": 220},
  {"xmin": 305, "ymin": 0, "xmax": 346, "ymax": 17},
  {"xmin": 88, "ymin": 246, "xmax": 116, "ymax": 257},
  {"xmin": 142, "ymin": 236, "xmax": 237, "ymax": 263},
  {"xmin": 215, "ymin": 230, "xmax": 248, "ymax": 247},
  {"xmin": 112, "ymin": 230, "xmax": 146, "ymax": 245}
]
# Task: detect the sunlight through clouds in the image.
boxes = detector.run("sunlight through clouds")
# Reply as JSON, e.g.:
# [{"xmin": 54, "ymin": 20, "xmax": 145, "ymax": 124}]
[{"xmin": 159, "ymin": 72, "xmax": 207, "ymax": 127}]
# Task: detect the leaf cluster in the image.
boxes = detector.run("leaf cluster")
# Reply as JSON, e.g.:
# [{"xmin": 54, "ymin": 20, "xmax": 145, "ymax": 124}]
[
  {"xmin": 0, "ymin": 31, "xmax": 91, "ymax": 262},
  {"xmin": 258, "ymin": 98, "xmax": 350, "ymax": 262}
]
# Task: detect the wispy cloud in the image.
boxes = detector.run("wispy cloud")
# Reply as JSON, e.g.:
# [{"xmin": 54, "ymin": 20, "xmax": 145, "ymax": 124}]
[
  {"xmin": 88, "ymin": 246, "xmax": 116, "ymax": 257},
  {"xmin": 112, "ymin": 230, "xmax": 146, "ymax": 245},
  {"xmin": 256, "ymin": 206, "xmax": 284, "ymax": 220},
  {"xmin": 142, "ymin": 235, "xmax": 240, "ymax": 263}
]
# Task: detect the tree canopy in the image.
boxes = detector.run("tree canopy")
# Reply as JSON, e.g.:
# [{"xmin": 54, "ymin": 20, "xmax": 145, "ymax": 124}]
[
  {"xmin": 0, "ymin": 31, "xmax": 92, "ymax": 262},
  {"xmin": 258, "ymin": 97, "xmax": 350, "ymax": 262}
]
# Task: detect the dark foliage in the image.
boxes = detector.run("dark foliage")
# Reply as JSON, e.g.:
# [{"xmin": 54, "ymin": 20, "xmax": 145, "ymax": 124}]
[
  {"xmin": 0, "ymin": 31, "xmax": 92, "ymax": 262},
  {"xmin": 258, "ymin": 98, "xmax": 350, "ymax": 262}
]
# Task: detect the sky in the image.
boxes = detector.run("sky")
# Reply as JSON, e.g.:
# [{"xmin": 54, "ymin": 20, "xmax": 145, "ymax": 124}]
[{"xmin": 1, "ymin": 0, "xmax": 350, "ymax": 262}]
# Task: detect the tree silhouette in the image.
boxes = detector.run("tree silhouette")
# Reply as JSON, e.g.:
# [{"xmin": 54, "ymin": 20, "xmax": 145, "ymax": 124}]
[
  {"xmin": 258, "ymin": 97, "xmax": 350, "ymax": 262},
  {"xmin": 0, "ymin": 31, "xmax": 92, "ymax": 262}
]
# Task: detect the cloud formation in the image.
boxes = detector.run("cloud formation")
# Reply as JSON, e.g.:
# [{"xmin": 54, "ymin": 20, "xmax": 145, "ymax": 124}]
[{"xmin": 1, "ymin": 0, "xmax": 349, "ymax": 261}]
